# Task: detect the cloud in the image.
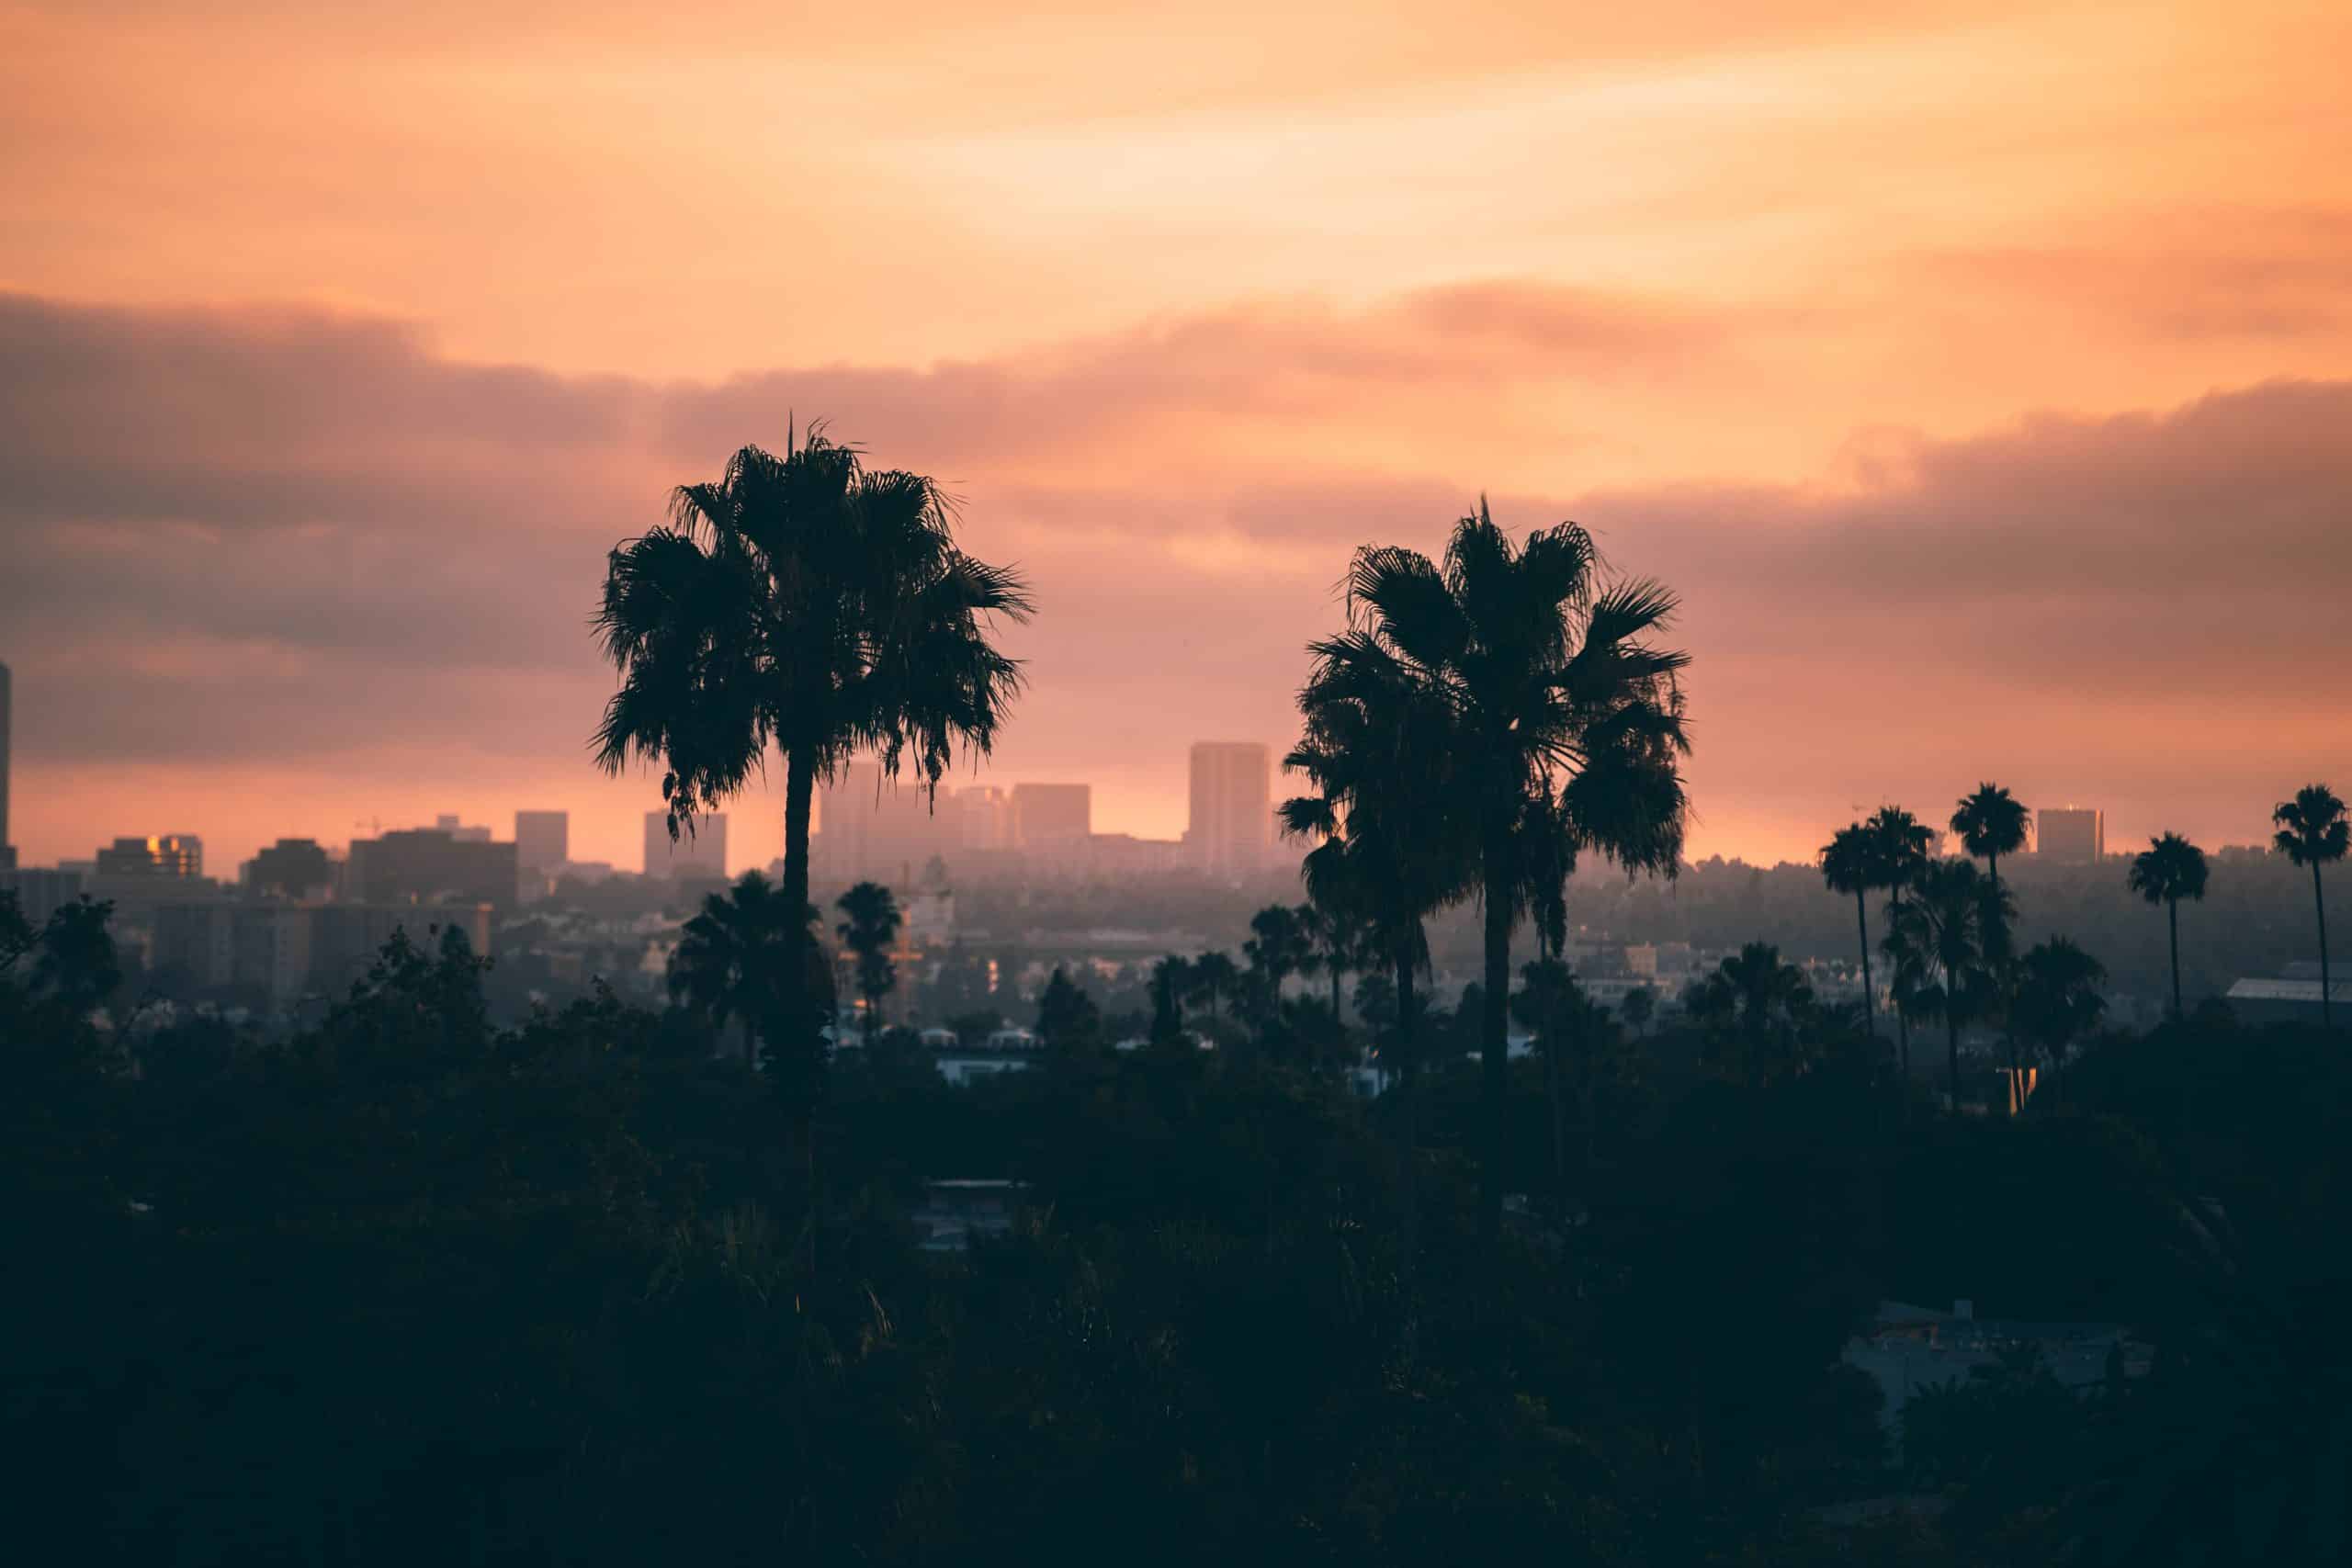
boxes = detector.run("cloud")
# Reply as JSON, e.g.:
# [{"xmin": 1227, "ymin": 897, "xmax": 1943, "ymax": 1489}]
[{"xmin": 2, "ymin": 288, "xmax": 2347, "ymax": 869}]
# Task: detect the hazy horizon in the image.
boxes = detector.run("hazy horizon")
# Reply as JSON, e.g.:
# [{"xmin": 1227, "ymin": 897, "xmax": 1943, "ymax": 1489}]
[{"xmin": 5, "ymin": 0, "xmax": 2348, "ymax": 873}]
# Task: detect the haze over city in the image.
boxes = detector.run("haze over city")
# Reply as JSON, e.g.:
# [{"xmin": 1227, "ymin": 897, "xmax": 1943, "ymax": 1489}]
[{"xmin": 6, "ymin": 0, "xmax": 2351, "ymax": 873}]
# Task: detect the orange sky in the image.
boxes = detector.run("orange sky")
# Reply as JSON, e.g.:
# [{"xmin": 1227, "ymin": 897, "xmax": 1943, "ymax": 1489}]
[{"xmin": 4, "ymin": 0, "xmax": 2349, "ymax": 874}]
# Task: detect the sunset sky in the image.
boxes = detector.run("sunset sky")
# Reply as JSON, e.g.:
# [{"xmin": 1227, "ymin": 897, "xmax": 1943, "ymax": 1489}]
[{"xmin": 5, "ymin": 0, "xmax": 2348, "ymax": 874}]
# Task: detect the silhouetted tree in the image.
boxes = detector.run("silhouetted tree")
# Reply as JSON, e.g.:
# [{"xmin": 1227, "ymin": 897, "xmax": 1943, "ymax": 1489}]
[
  {"xmin": 2272, "ymin": 783, "xmax": 2347, "ymax": 1029},
  {"xmin": 1242, "ymin": 905, "xmax": 1313, "ymax": 1025},
  {"xmin": 1867, "ymin": 806, "xmax": 1935, "ymax": 1085},
  {"xmin": 1683, "ymin": 942, "xmax": 1816, "ymax": 1086},
  {"xmin": 1951, "ymin": 782, "xmax": 2030, "ymax": 952},
  {"xmin": 1035, "ymin": 965, "xmax": 1101, "ymax": 1053},
  {"xmin": 30, "ymin": 896, "xmax": 123, "ymax": 1015},
  {"xmin": 671, "ymin": 871, "xmax": 817, "ymax": 1064},
  {"xmin": 1148, "ymin": 954, "xmax": 1191, "ymax": 1044},
  {"xmin": 2128, "ymin": 833, "xmax": 2209, "ymax": 1021},
  {"xmin": 1313, "ymin": 504, "xmax": 1690, "ymax": 1241},
  {"xmin": 835, "ymin": 882, "xmax": 903, "ymax": 1043},
  {"xmin": 2012, "ymin": 937, "xmax": 2106, "ymax": 1077},
  {"xmin": 594, "ymin": 429, "xmax": 1032, "ymax": 1089},
  {"xmin": 1818, "ymin": 822, "xmax": 1885, "ymax": 1043},
  {"xmin": 1188, "ymin": 950, "xmax": 1240, "ymax": 1021},
  {"xmin": 1886, "ymin": 860, "xmax": 2003, "ymax": 1107},
  {"xmin": 1619, "ymin": 984, "xmax": 1657, "ymax": 1037}
]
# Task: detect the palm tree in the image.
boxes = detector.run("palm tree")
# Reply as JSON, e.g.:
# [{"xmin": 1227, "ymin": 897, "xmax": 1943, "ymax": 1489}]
[
  {"xmin": 2012, "ymin": 937, "xmax": 2106, "ymax": 1087},
  {"xmin": 594, "ymin": 429, "xmax": 1033, "ymax": 1089},
  {"xmin": 1619, "ymin": 985, "xmax": 1657, "ymax": 1037},
  {"xmin": 834, "ymin": 881, "xmax": 903, "ymax": 1043},
  {"xmin": 1299, "ymin": 896, "xmax": 1368, "ymax": 1034},
  {"xmin": 1683, "ymin": 942, "xmax": 1816, "ymax": 1086},
  {"xmin": 1867, "ymin": 806, "xmax": 1935, "ymax": 1085},
  {"xmin": 1188, "ymin": 950, "xmax": 1240, "ymax": 1021},
  {"xmin": 1951, "ymin": 783, "xmax": 2030, "ymax": 902},
  {"xmin": 1148, "ymin": 954, "xmax": 1192, "ymax": 1044},
  {"xmin": 671, "ymin": 871, "xmax": 813, "ymax": 1063},
  {"xmin": 1314, "ymin": 504, "xmax": 1690, "ymax": 1241},
  {"xmin": 1885, "ymin": 860, "xmax": 1997, "ymax": 1108},
  {"xmin": 2127, "ymin": 834, "xmax": 2209, "ymax": 1021},
  {"xmin": 1243, "ymin": 905, "xmax": 1313, "ymax": 1023},
  {"xmin": 2272, "ymin": 784, "xmax": 2348, "ymax": 1030},
  {"xmin": 1819, "ymin": 822, "xmax": 1884, "ymax": 1043}
]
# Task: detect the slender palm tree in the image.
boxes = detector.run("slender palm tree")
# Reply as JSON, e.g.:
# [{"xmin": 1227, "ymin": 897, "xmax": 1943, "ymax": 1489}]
[
  {"xmin": 671, "ymin": 871, "xmax": 810, "ymax": 1063},
  {"xmin": 2012, "ymin": 937, "xmax": 2106, "ymax": 1087},
  {"xmin": 1885, "ymin": 860, "xmax": 1996, "ymax": 1108},
  {"xmin": 1316, "ymin": 504, "xmax": 1690, "ymax": 1241},
  {"xmin": 594, "ymin": 429, "xmax": 1032, "ymax": 1090},
  {"xmin": 834, "ymin": 881, "xmax": 902, "ymax": 1043},
  {"xmin": 2127, "ymin": 833, "xmax": 2209, "ymax": 1021},
  {"xmin": 1299, "ymin": 896, "xmax": 1368, "ymax": 1032},
  {"xmin": 1819, "ymin": 822, "xmax": 1883, "ymax": 1043},
  {"xmin": 1951, "ymin": 783, "xmax": 2030, "ymax": 900},
  {"xmin": 1867, "ymin": 806, "xmax": 1935, "ymax": 1085},
  {"xmin": 1188, "ymin": 950, "xmax": 1240, "ymax": 1021},
  {"xmin": 2272, "ymin": 784, "xmax": 2348, "ymax": 1030}
]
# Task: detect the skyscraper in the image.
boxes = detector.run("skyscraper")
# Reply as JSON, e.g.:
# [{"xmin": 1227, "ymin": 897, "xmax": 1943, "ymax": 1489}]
[
  {"xmin": 645, "ymin": 810, "xmax": 727, "ymax": 880},
  {"xmin": 2036, "ymin": 807, "xmax": 2104, "ymax": 864},
  {"xmin": 1187, "ymin": 741, "xmax": 1272, "ymax": 877},
  {"xmin": 95, "ymin": 834, "xmax": 205, "ymax": 878},
  {"xmin": 514, "ymin": 810, "xmax": 570, "ymax": 874},
  {"xmin": 818, "ymin": 761, "xmax": 945, "ymax": 885}
]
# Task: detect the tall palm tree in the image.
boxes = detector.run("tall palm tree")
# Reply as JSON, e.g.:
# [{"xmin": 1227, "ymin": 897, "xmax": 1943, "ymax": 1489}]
[
  {"xmin": 1885, "ymin": 859, "xmax": 1997, "ymax": 1108},
  {"xmin": 1867, "ymin": 806, "xmax": 1935, "ymax": 1085},
  {"xmin": 1299, "ymin": 896, "xmax": 1368, "ymax": 1032},
  {"xmin": 594, "ymin": 429, "xmax": 1032, "ymax": 1089},
  {"xmin": 671, "ymin": 871, "xmax": 813, "ymax": 1064},
  {"xmin": 834, "ymin": 881, "xmax": 902, "ymax": 1043},
  {"xmin": 1188, "ymin": 950, "xmax": 1240, "ymax": 1021},
  {"xmin": 2127, "ymin": 833, "xmax": 2209, "ymax": 1021},
  {"xmin": 1315, "ymin": 504, "xmax": 1690, "ymax": 1241},
  {"xmin": 1951, "ymin": 783, "xmax": 2030, "ymax": 899},
  {"xmin": 1819, "ymin": 822, "xmax": 1884, "ymax": 1043},
  {"xmin": 1683, "ymin": 942, "xmax": 1817, "ymax": 1086},
  {"xmin": 2272, "ymin": 784, "xmax": 2348, "ymax": 1030}
]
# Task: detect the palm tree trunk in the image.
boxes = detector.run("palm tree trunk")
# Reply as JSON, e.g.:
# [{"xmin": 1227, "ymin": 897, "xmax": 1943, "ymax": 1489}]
[
  {"xmin": 1946, "ymin": 1009, "xmax": 1962, "ymax": 1111},
  {"xmin": 1854, "ymin": 890, "xmax": 1875, "ymax": 1041},
  {"xmin": 1394, "ymin": 944, "xmax": 1420, "ymax": 1342},
  {"xmin": 1479, "ymin": 836, "xmax": 1513, "ymax": 1248},
  {"xmin": 2316, "ymin": 863, "xmax": 2334, "ymax": 1032},
  {"xmin": 2167, "ymin": 897, "xmax": 2183, "ymax": 1021},
  {"xmin": 780, "ymin": 742, "xmax": 820, "ymax": 1276},
  {"xmin": 1544, "ymin": 1009, "xmax": 1566, "ymax": 1224}
]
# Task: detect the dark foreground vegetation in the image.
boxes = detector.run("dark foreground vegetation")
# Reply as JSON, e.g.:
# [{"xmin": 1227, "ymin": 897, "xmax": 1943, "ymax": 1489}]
[{"xmin": 6, "ymin": 892, "xmax": 2346, "ymax": 1566}]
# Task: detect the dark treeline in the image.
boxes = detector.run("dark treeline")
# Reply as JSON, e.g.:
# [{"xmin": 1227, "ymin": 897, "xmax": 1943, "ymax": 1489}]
[{"xmin": 5, "ymin": 891, "xmax": 2347, "ymax": 1564}]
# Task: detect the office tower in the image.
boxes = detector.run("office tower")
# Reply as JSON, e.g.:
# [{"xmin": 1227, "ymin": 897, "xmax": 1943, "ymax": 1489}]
[
  {"xmin": 645, "ymin": 810, "xmax": 727, "ymax": 880},
  {"xmin": 949, "ymin": 784, "xmax": 1014, "ymax": 852},
  {"xmin": 1012, "ymin": 783, "xmax": 1091, "ymax": 846},
  {"xmin": 245, "ymin": 838, "xmax": 335, "ymax": 899},
  {"xmin": 95, "ymin": 834, "xmax": 205, "ymax": 878},
  {"xmin": 345, "ymin": 827, "xmax": 518, "ymax": 909},
  {"xmin": 433, "ymin": 813, "xmax": 493, "ymax": 843},
  {"xmin": 514, "ymin": 811, "xmax": 569, "ymax": 874},
  {"xmin": 1186, "ymin": 740, "xmax": 1272, "ymax": 877},
  {"xmin": 818, "ymin": 761, "xmax": 947, "ymax": 885},
  {"xmin": 0, "ymin": 658, "xmax": 12, "ymax": 870},
  {"xmin": 2036, "ymin": 807, "xmax": 2105, "ymax": 864}
]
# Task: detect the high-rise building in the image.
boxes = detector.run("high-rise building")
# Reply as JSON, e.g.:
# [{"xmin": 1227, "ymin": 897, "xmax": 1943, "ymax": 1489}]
[
  {"xmin": 1186, "ymin": 741, "xmax": 1273, "ymax": 877},
  {"xmin": 948, "ymin": 784, "xmax": 1014, "ymax": 852},
  {"xmin": 434, "ymin": 813, "xmax": 493, "ymax": 843},
  {"xmin": 644, "ymin": 810, "xmax": 727, "ymax": 880},
  {"xmin": 2036, "ymin": 807, "xmax": 2104, "ymax": 864},
  {"xmin": 816, "ymin": 762, "xmax": 953, "ymax": 886},
  {"xmin": 243, "ymin": 838, "xmax": 335, "ymax": 899},
  {"xmin": 346, "ymin": 828, "xmax": 518, "ymax": 909},
  {"xmin": 0, "ymin": 866, "xmax": 81, "ymax": 928},
  {"xmin": 1012, "ymin": 784, "xmax": 1091, "ymax": 846},
  {"xmin": 0, "ymin": 658, "xmax": 13, "ymax": 871},
  {"xmin": 95, "ymin": 834, "xmax": 205, "ymax": 878},
  {"xmin": 514, "ymin": 811, "xmax": 569, "ymax": 874}
]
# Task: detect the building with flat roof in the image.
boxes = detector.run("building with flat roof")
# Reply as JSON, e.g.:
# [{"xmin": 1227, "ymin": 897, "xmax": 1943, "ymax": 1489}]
[
  {"xmin": 2036, "ymin": 807, "xmax": 2105, "ymax": 863},
  {"xmin": 346, "ymin": 829, "xmax": 517, "ymax": 910},
  {"xmin": 0, "ymin": 866, "xmax": 83, "ymax": 928},
  {"xmin": 1186, "ymin": 740, "xmax": 1273, "ymax": 878},
  {"xmin": 96, "ymin": 834, "xmax": 205, "ymax": 879},
  {"xmin": 243, "ymin": 838, "xmax": 335, "ymax": 900},
  {"xmin": 1012, "ymin": 784, "xmax": 1091, "ymax": 846},
  {"xmin": 644, "ymin": 810, "xmax": 727, "ymax": 881},
  {"xmin": 514, "ymin": 810, "xmax": 569, "ymax": 874}
]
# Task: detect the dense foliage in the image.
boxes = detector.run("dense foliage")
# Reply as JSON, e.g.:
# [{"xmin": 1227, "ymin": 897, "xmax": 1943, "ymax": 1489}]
[{"xmin": 6, "ymin": 890, "xmax": 2346, "ymax": 1565}]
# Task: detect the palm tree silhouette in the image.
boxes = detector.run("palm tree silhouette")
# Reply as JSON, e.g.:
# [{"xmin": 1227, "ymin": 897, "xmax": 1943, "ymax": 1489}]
[
  {"xmin": 2272, "ymin": 784, "xmax": 2347, "ymax": 1030},
  {"xmin": 1299, "ymin": 896, "xmax": 1368, "ymax": 1033},
  {"xmin": 1310, "ymin": 503, "xmax": 1689, "ymax": 1241},
  {"xmin": 670, "ymin": 871, "xmax": 814, "ymax": 1064},
  {"xmin": 594, "ymin": 429, "xmax": 1032, "ymax": 1087},
  {"xmin": 2012, "ymin": 937, "xmax": 2106, "ymax": 1084},
  {"xmin": 1684, "ymin": 942, "xmax": 1816, "ymax": 1086},
  {"xmin": 1188, "ymin": 950, "xmax": 1240, "ymax": 1021},
  {"xmin": 1618, "ymin": 985, "xmax": 1657, "ymax": 1037},
  {"xmin": 1885, "ymin": 859, "xmax": 1999, "ymax": 1108},
  {"xmin": 2127, "ymin": 833, "xmax": 2209, "ymax": 1021},
  {"xmin": 1956, "ymin": 780, "xmax": 2031, "ymax": 959},
  {"xmin": 1819, "ymin": 822, "xmax": 1885, "ymax": 1043},
  {"xmin": 1866, "ymin": 806, "xmax": 1935, "ymax": 1086},
  {"xmin": 834, "ymin": 881, "xmax": 903, "ymax": 1043}
]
